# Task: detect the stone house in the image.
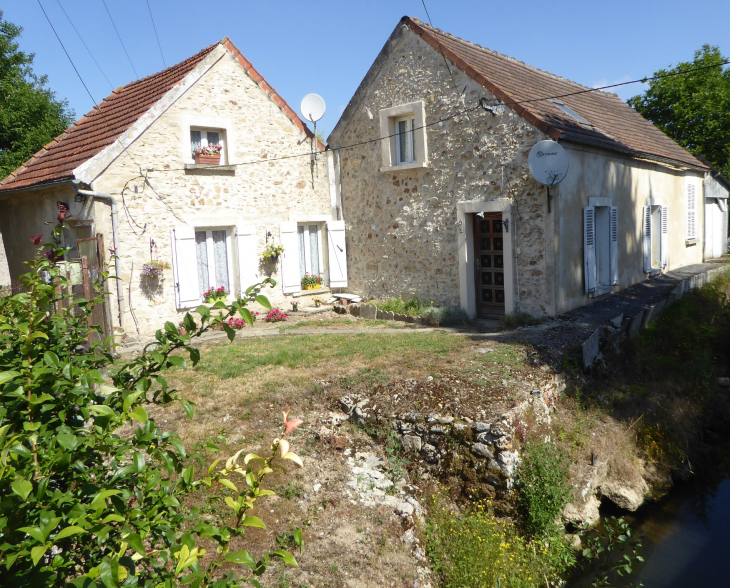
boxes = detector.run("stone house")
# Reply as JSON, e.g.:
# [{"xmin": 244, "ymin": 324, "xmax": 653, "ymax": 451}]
[
  {"xmin": 0, "ymin": 39, "xmax": 344, "ymax": 339},
  {"xmin": 327, "ymin": 17, "xmax": 714, "ymax": 319}
]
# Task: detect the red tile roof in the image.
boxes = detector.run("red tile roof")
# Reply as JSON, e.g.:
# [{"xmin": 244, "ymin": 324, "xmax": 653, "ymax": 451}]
[
  {"xmin": 1, "ymin": 39, "xmax": 323, "ymax": 192},
  {"xmin": 404, "ymin": 17, "xmax": 706, "ymax": 170}
]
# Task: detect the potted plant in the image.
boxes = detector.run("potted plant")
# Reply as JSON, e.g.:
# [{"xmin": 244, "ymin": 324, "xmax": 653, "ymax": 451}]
[
  {"xmin": 193, "ymin": 144, "xmax": 222, "ymax": 165},
  {"xmin": 203, "ymin": 286, "xmax": 229, "ymax": 303},
  {"xmin": 301, "ymin": 272, "xmax": 322, "ymax": 290},
  {"xmin": 313, "ymin": 297, "xmax": 323, "ymax": 308},
  {"xmin": 290, "ymin": 301, "xmax": 299, "ymax": 312},
  {"xmin": 262, "ymin": 243, "xmax": 285, "ymax": 263},
  {"xmin": 141, "ymin": 260, "xmax": 170, "ymax": 278}
]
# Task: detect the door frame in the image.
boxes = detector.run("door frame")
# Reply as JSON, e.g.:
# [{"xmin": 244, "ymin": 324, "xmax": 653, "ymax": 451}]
[{"xmin": 457, "ymin": 199, "xmax": 514, "ymax": 319}]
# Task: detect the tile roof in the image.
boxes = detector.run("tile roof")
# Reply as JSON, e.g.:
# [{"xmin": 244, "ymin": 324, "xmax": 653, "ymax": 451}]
[
  {"xmin": 0, "ymin": 39, "xmax": 322, "ymax": 192},
  {"xmin": 404, "ymin": 17, "xmax": 706, "ymax": 170}
]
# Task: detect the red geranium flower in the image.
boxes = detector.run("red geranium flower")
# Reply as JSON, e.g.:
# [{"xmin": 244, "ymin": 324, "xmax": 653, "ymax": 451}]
[{"xmin": 30, "ymin": 234, "xmax": 44, "ymax": 245}]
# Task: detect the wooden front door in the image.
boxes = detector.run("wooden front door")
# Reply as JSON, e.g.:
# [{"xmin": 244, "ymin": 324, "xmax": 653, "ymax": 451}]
[{"xmin": 474, "ymin": 213, "xmax": 506, "ymax": 318}]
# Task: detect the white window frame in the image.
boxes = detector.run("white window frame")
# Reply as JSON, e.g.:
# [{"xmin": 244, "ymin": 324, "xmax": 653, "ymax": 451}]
[
  {"xmin": 297, "ymin": 223, "xmax": 325, "ymax": 280},
  {"xmin": 394, "ymin": 116, "xmax": 416, "ymax": 165},
  {"xmin": 190, "ymin": 127, "xmax": 226, "ymax": 164},
  {"xmin": 643, "ymin": 204, "xmax": 668, "ymax": 275},
  {"xmin": 195, "ymin": 227, "xmax": 235, "ymax": 302},
  {"xmin": 584, "ymin": 204, "xmax": 618, "ymax": 296},
  {"xmin": 378, "ymin": 100, "xmax": 428, "ymax": 172},
  {"xmin": 179, "ymin": 114, "xmax": 233, "ymax": 165}
]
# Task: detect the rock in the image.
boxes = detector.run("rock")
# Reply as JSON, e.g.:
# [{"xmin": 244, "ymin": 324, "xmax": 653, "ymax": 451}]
[
  {"xmin": 401, "ymin": 435, "xmax": 422, "ymax": 452},
  {"xmin": 333, "ymin": 435, "xmax": 348, "ymax": 450},
  {"xmin": 600, "ymin": 478, "xmax": 649, "ymax": 511},
  {"xmin": 475, "ymin": 431, "xmax": 495, "ymax": 444},
  {"xmin": 429, "ymin": 425, "xmax": 447, "ymax": 435},
  {"xmin": 349, "ymin": 304, "xmax": 361, "ymax": 317},
  {"xmin": 563, "ymin": 495, "xmax": 601, "ymax": 526},
  {"xmin": 313, "ymin": 483, "xmax": 321, "ymax": 493},
  {"xmin": 475, "ymin": 348, "xmax": 494, "ymax": 354},
  {"xmin": 718, "ymin": 377, "xmax": 730, "ymax": 387},
  {"xmin": 472, "ymin": 443, "xmax": 493, "ymax": 459},
  {"xmin": 396, "ymin": 502, "xmax": 414, "ymax": 517},
  {"xmin": 474, "ymin": 422, "xmax": 491, "ymax": 433},
  {"xmin": 334, "ymin": 305, "xmax": 347, "ymax": 314},
  {"xmin": 495, "ymin": 435, "xmax": 513, "ymax": 450},
  {"xmin": 340, "ymin": 394, "xmax": 364, "ymax": 414},
  {"xmin": 360, "ymin": 304, "xmax": 377, "ymax": 320},
  {"xmin": 609, "ymin": 313, "xmax": 624, "ymax": 328},
  {"xmin": 426, "ymin": 376, "xmax": 433, "ymax": 382},
  {"xmin": 401, "ymin": 529, "xmax": 417, "ymax": 545},
  {"xmin": 377, "ymin": 309, "xmax": 395, "ymax": 320},
  {"xmin": 497, "ymin": 450, "xmax": 520, "ymax": 477},
  {"xmin": 421, "ymin": 443, "xmax": 439, "ymax": 463},
  {"xmin": 403, "ymin": 412, "xmax": 423, "ymax": 423}
]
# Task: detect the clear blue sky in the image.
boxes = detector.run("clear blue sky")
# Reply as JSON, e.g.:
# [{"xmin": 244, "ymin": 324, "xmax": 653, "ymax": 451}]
[{"xmin": 6, "ymin": 1, "xmax": 730, "ymax": 138}]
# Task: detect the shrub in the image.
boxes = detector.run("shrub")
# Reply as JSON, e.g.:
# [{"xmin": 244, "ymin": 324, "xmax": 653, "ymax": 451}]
[
  {"xmin": 423, "ymin": 306, "xmax": 470, "ymax": 327},
  {"xmin": 517, "ymin": 439, "xmax": 572, "ymax": 538},
  {"xmin": 426, "ymin": 491, "xmax": 573, "ymax": 588},
  {"xmin": 0, "ymin": 226, "xmax": 303, "ymax": 586},
  {"xmin": 265, "ymin": 307, "xmax": 288, "ymax": 322},
  {"xmin": 501, "ymin": 311, "xmax": 545, "ymax": 329}
]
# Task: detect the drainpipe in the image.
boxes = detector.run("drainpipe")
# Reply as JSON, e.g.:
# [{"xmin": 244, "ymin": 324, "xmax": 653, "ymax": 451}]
[{"xmin": 74, "ymin": 188, "xmax": 124, "ymax": 328}]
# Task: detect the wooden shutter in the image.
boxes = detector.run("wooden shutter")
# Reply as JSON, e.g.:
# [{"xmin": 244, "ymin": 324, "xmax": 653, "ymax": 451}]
[
  {"xmin": 610, "ymin": 206, "xmax": 618, "ymax": 285},
  {"xmin": 687, "ymin": 183, "xmax": 696, "ymax": 240},
  {"xmin": 643, "ymin": 206, "xmax": 652, "ymax": 273},
  {"xmin": 170, "ymin": 227, "xmax": 200, "ymax": 309},
  {"xmin": 661, "ymin": 206, "xmax": 669, "ymax": 269},
  {"xmin": 326, "ymin": 220, "xmax": 348, "ymax": 288},
  {"xmin": 583, "ymin": 207, "xmax": 596, "ymax": 294},
  {"xmin": 279, "ymin": 222, "xmax": 300, "ymax": 294},
  {"xmin": 236, "ymin": 224, "xmax": 258, "ymax": 296}
]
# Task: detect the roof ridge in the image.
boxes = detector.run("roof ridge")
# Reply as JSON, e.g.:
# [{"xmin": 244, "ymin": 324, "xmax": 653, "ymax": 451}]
[{"xmin": 410, "ymin": 17, "xmax": 618, "ymax": 100}]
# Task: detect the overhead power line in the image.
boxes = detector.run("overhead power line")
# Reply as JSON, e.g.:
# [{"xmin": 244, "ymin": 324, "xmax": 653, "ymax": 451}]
[
  {"xmin": 100, "ymin": 0, "xmax": 139, "ymax": 79},
  {"xmin": 55, "ymin": 0, "xmax": 114, "ymax": 90},
  {"xmin": 145, "ymin": 0, "xmax": 167, "ymax": 69}
]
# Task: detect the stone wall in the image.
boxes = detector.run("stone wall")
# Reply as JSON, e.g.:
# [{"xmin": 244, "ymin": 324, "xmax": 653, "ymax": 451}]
[
  {"xmin": 91, "ymin": 51, "xmax": 332, "ymax": 338},
  {"xmin": 329, "ymin": 28, "xmax": 552, "ymax": 316}
]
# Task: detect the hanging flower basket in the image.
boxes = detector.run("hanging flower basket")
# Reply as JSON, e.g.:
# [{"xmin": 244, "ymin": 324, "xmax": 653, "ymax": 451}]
[{"xmin": 262, "ymin": 243, "xmax": 285, "ymax": 263}]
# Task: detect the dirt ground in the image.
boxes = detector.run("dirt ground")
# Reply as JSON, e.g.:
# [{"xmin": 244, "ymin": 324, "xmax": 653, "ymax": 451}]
[{"xmin": 141, "ymin": 311, "xmax": 641, "ymax": 588}]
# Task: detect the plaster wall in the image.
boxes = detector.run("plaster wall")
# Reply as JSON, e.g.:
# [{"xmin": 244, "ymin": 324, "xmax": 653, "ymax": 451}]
[
  {"xmin": 555, "ymin": 143, "xmax": 705, "ymax": 314},
  {"xmin": 87, "ymin": 51, "xmax": 331, "ymax": 337},
  {"xmin": 704, "ymin": 173, "xmax": 729, "ymax": 259},
  {"xmin": 0, "ymin": 227, "xmax": 10, "ymax": 286},
  {"xmin": 329, "ymin": 29, "xmax": 553, "ymax": 317}
]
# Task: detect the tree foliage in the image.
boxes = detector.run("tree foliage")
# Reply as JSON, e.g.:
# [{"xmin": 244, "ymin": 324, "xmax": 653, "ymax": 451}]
[
  {"xmin": 0, "ymin": 225, "xmax": 303, "ymax": 587},
  {"xmin": 628, "ymin": 45, "xmax": 730, "ymax": 177},
  {"xmin": 0, "ymin": 11, "xmax": 75, "ymax": 180}
]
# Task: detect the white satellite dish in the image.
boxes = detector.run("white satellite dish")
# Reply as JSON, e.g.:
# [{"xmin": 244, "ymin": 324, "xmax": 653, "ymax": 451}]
[
  {"xmin": 300, "ymin": 93, "xmax": 326, "ymax": 123},
  {"xmin": 528, "ymin": 140, "xmax": 569, "ymax": 186}
]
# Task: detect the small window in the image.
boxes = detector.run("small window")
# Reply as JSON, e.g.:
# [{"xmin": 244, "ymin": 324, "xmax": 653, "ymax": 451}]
[
  {"xmin": 195, "ymin": 228, "xmax": 233, "ymax": 299},
  {"xmin": 297, "ymin": 224, "xmax": 322, "ymax": 279},
  {"xmin": 395, "ymin": 117, "xmax": 416, "ymax": 165},
  {"xmin": 686, "ymin": 183, "xmax": 697, "ymax": 241},
  {"xmin": 191, "ymin": 128, "xmax": 225, "ymax": 163},
  {"xmin": 550, "ymin": 100, "xmax": 591, "ymax": 126}
]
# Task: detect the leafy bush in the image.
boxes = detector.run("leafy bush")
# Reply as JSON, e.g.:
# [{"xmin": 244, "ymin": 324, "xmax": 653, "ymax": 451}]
[
  {"xmin": 423, "ymin": 306, "xmax": 470, "ymax": 327},
  {"xmin": 0, "ymin": 227, "xmax": 304, "ymax": 586},
  {"xmin": 426, "ymin": 491, "xmax": 573, "ymax": 588},
  {"xmin": 517, "ymin": 439, "xmax": 572, "ymax": 538},
  {"xmin": 264, "ymin": 308, "xmax": 288, "ymax": 322},
  {"xmin": 371, "ymin": 296, "xmax": 470, "ymax": 326},
  {"xmin": 501, "ymin": 312, "xmax": 545, "ymax": 329}
]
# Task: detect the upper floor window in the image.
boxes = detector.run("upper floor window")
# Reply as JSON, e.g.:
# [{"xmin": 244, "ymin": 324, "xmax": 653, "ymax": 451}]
[
  {"xmin": 191, "ymin": 128, "xmax": 225, "ymax": 163},
  {"xmin": 378, "ymin": 100, "xmax": 428, "ymax": 172}
]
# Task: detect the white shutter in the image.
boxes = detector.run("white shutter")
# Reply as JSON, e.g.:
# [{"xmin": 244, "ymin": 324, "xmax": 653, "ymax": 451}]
[
  {"xmin": 661, "ymin": 206, "xmax": 669, "ymax": 269},
  {"xmin": 170, "ymin": 227, "xmax": 200, "ymax": 309},
  {"xmin": 583, "ymin": 207, "xmax": 596, "ymax": 294},
  {"xmin": 643, "ymin": 206, "xmax": 652, "ymax": 273},
  {"xmin": 687, "ymin": 183, "xmax": 696, "ymax": 240},
  {"xmin": 326, "ymin": 220, "xmax": 348, "ymax": 288},
  {"xmin": 279, "ymin": 222, "xmax": 300, "ymax": 294},
  {"xmin": 610, "ymin": 206, "xmax": 618, "ymax": 285},
  {"xmin": 236, "ymin": 224, "xmax": 258, "ymax": 296}
]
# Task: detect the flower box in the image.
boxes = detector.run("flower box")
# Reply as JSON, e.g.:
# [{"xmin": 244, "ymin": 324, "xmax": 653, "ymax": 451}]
[
  {"xmin": 195, "ymin": 153, "xmax": 221, "ymax": 165},
  {"xmin": 303, "ymin": 285, "xmax": 319, "ymax": 290}
]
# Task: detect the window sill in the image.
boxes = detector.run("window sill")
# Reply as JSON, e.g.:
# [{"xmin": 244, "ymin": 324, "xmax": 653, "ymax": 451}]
[
  {"xmin": 379, "ymin": 162, "xmax": 428, "ymax": 173},
  {"xmin": 184, "ymin": 163, "xmax": 236, "ymax": 174},
  {"xmin": 292, "ymin": 287, "xmax": 330, "ymax": 298},
  {"xmin": 685, "ymin": 239, "xmax": 697, "ymax": 246}
]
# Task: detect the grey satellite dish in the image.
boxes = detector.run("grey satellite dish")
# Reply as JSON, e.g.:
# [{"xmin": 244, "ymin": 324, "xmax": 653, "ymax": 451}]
[
  {"xmin": 300, "ymin": 93, "xmax": 326, "ymax": 123},
  {"xmin": 528, "ymin": 140, "xmax": 569, "ymax": 186}
]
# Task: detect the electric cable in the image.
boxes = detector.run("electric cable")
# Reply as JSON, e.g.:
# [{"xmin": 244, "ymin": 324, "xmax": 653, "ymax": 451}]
[
  {"xmin": 55, "ymin": 0, "xmax": 114, "ymax": 90},
  {"xmin": 100, "ymin": 0, "xmax": 139, "ymax": 79},
  {"xmin": 145, "ymin": 0, "xmax": 167, "ymax": 69}
]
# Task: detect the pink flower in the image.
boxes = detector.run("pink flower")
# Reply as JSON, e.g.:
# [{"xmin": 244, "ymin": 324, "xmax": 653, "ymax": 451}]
[{"xmin": 30, "ymin": 234, "xmax": 44, "ymax": 245}]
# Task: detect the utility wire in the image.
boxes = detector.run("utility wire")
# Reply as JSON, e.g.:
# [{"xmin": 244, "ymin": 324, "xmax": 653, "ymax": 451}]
[
  {"xmin": 55, "ymin": 0, "xmax": 114, "ymax": 90},
  {"xmin": 100, "ymin": 0, "xmax": 139, "ymax": 79},
  {"xmin": 420, "ymin": 0, "xmax": 456, "ymax": 87},
  {"xmin": 145, "ymin": 0, "xmax": 166, "ymax": 69}
]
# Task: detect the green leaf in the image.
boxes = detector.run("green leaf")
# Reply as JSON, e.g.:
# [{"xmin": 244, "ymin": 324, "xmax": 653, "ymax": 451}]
[
  {"xmin": 19, "ymin": 526, "xmax": 46, "ymax": 543},
  {"xmin": 30, "ymin": 544, "xmax": 48, "ymax": 567},
  {"xmin": 224, "ymin": 549, "xmax": 255, "ymax": 567},
  {"xmin": 181, "ymin": 399, "xmax": 194, "ymax": 419},
  {"xmin": 222, "ymin": 323, "xmax": 236, "ymax": 342},
  {"xmin": 196, "ymin": 305, "xmax": 211, "ymax": 320},
  {"xmin": 169, "ymin": 437, "xmax": 186, "ymax": 459},
  {"xmin": 89, "ymin": 405, "xmax": 116, "ymax": 418},
  {"xmin": 0, "ymin": 371, "xmax": 20, "ymax": 386},
  {"xmin": 99, "ymin": 556, "xmax": 121, "ymax": 588},
  {"xmin": 133, "ymin": 451, "xmax": 145, "ymax": 473},
  {"xmin": 182, "ymin": 464, "xmax": 194, "ymax": 485},
  {"xmin": 57, "ymin": 433, "xmax": 80, "ymax": 451},
  {"xmin": 12, "ymin": 479, "xmax": 32, "ymax": 501},
  {"xmin": 43, "ymin": 351, "xmax": 61, "ymax": 368},
  {"xmin": 122, "ymin": 391, "xmax": 143, "ymax": 413},
  {"xmin": 242, "ymin": 516, "xmax": 266, "ymax": 529},
  {"xmin": 25, "ymin": 331, "xmax": 49, "ymax": 344},
  {"xmin": 240, "ymin": 308, "xmax": 254, "ymax": 326},
  {"xmin": 168, "ymin": 356, "xmax": 187, "ymax": 369},
  {"xmin": 255, "ymin": 295, "xmax": 272, "ymax": 310},
  {"xmin": 273, "ymin": 549, "xmax": 298, "ymax": 567},
  {"xmin": 219, "ymin": 478, "xmax": 238, "ymax": 492},
  {"xmin": 129, "ymin": 406, "xmax": 148, "ymax": 424},
  {"xmin": 124, "ymin": 532, "xmax": 146, "ymax": 556},
  {"xmin": 55, "ymin": 526, "xmax": 86, "ymax": 541},
  {"xmin": 90, "ymin": 489, "xmax": 122, "ymax": 510}
]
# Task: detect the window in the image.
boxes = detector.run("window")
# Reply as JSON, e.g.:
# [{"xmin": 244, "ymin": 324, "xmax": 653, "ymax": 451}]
[
  {"xmin": 584, "ymin": 206, "xmax": 618, "ymax": 295},
  {"xmin": 395, "ymin": 117, "xmax": 415, "ymax": 165},
  {"xmin": 550, "ymin": 100, "xmax": 592, "ymax": 126},
  {"xmin": 686, "ymin": 182, "xmax": 697, "ymax": 241},
  {"xmin": 297, "ymin": 224, "xmax": 323, "ymax": 279},
  {"xmin": 378, "ymin": 101, "xmax": 428, "ymax": 171},
  {"xmin": 194, "ymin": 229, "xmax": 233, "ymax": 299},
  {"xmin": 643, "ymin": 204, "xmax": 668, "ymax": 274},
  {"xmin": 190, "ymin": 128, "xmax": 225, "ymax": 163}
]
